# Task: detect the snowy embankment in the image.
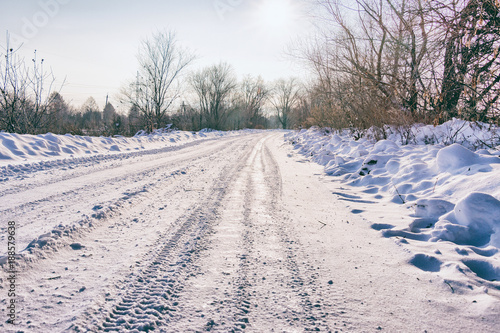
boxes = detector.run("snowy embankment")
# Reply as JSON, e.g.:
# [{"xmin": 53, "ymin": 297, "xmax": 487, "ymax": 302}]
[
  {"xmin": 287, "ymin": 119, "xmax": 500, "ymax": 290},
  {"xmin": 0, "ymin": 128, "xmax": 249, "ymax": 180}
]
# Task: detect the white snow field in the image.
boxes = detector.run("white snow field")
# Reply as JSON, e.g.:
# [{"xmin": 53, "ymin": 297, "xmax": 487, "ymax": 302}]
[{"xmin": 0, "ymin": 126, "xmax": 499, "ymax": 332}]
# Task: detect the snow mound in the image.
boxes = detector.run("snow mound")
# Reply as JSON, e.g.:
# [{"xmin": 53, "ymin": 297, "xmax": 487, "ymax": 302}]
[
  {"xmin": 414, "ymin": 199, "xmax": 455, "ymax": 219},
  {"xmin": 436, "ymin": 143, "xmax": 500, "ymax": 172},
  {"xmin": 431, "ymin": 193, "xmax": 500, "ymax": 247},
  {"xmin": 373, "ymin": 140, "xmax": 400, "ymax": 153}
]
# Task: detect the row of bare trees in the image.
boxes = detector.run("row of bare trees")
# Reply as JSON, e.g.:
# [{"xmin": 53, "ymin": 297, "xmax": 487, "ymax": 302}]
[
  {"xmin": 297, "ymin": 0, "xmax": 500, "ymax": 130},
  {"xmin": 27, "ymin": 93, "xmax": 133, "ymax": 136},
  {"xmin": 120, "ymin": 31, "xmax": 307, "ymax": 131},
  {"xmin": 1, "ymin": 29, "xmax": 308, "ymax": 135},
  {"xmin": 0, "ymin": 34, "xmax": 120, "ymax": 136},
  {"xmin": 173, "ymin": 65, "xmax": 304, "ymax": 131}
]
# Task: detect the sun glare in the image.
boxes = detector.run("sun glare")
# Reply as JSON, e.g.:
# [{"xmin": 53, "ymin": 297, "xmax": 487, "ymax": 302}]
[{"xmin": 256, "ymin": 0, "xmax": 296, "ymax": 32}]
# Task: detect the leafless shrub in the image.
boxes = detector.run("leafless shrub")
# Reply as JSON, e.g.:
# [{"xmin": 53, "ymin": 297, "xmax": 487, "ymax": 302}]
[
  {"xmin": 294, "ymin": 0, "xmax": 500, "ymax": 130},
  {"xmin": 0, "ymin": 34, "xmax": 60, "ymax": 134}
]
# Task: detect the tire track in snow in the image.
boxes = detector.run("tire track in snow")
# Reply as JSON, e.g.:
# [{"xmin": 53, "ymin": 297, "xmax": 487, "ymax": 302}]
[
  {"xmin": 91, "ymin": 206, "xmax": 219, "ymax": 332},
  {"xmin": 161, "ymin": 135, "xmax": 333, "ymax": 332},
  {"xmin": 71, "ymin": 137, "xmax": 257, "ymax": 332},
  {"xmin": 239, "ymin": 138, "xmax": 334, "ymax": 332}
]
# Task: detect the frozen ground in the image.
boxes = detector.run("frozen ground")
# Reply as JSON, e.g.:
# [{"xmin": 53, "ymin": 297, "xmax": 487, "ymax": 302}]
[{"xmin": 0, "ymin": 126, "xmax": 499, "ymax": 332}]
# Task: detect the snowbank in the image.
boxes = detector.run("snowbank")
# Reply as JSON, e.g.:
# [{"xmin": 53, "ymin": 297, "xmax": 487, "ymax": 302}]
[
  {"xmin": 0, "ymin": 129, "xmax": 257, "ymax": 181},
  {"xmin": 436, "ymin": 143, "xmax": 500, "ymax": 172},
  {"xmin": 0, "ymin": 129, "xmax": 247, "ymax": 165},
  {"xmin": 286, "ymin": 119, "xmax": 500, "ymax": 286}
]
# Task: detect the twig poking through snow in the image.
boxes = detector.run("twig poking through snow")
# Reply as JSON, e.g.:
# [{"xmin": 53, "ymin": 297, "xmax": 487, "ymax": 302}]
[
  {"xmin": 433, "ymin": 177, "xmax": 439, "ymax": 193},
  {"xmin": 317, "ymin": 220, "xmax": 327, "ymax": 229},
  {"xmin": 392, "ymin": 182, "xmax": 406, "ymax": 204},
  {"xmin": 444, "ymin": 281, "xmax": 455, "ymax": 293}
]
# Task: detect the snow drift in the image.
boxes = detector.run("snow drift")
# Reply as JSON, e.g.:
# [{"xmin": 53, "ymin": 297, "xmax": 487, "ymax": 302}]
[
  {"xmin": 286, "ymin": 119, "xmax": 500, "ymax": 287},
  {"xmin": 0, "ymin": 129, "xmax": 255, "ymax": 181},
  {"xmin": 431, "ymin": 192, "xmax": 500, "ymax": 248},
  {"xmin": 0, "ymin": 129, "xmax": 246, "ymax": 165}
]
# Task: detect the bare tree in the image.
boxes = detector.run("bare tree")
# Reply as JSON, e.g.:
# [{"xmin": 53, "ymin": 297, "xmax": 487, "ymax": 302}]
[
  {"xmin": 0, "ymin": 34, "xmax": 59, "ymax": 134},
  {"xmin": 122, "ymin": 30, "xmax": 195, "ymax": 132},
  {"xmin": 295, "ymin": 37, "xmax": 362, "ymax": 128},
  {"xmin": 238, "ymin": 75, "xmax": 269, "ymax": 128},
  {"xmin": 270, "ymin": 78, "xmax": 301, "ymax": 129},
  {"xmin": 428, "ymin": 0, "xmax": 500, "ymax": 122},
  {"xmin": 315, "ymin": 0, "xmax": 432, "ymax": 113},
  {"xmin": 216, "ymin": 76, "xmax": 269, "ymax": 130},
  {"xmin": 189, "ymin": 62, "xmax": 237, "ymax": 130},
  {"xmin": 79, "ymin": 97, "xmax": 102, "ymax": 135}
]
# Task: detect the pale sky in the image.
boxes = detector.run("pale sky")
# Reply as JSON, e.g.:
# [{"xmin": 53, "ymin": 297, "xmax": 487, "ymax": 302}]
[{"xmin": 0, "ymin": 0, "xmax": 315, "ymax": 111}]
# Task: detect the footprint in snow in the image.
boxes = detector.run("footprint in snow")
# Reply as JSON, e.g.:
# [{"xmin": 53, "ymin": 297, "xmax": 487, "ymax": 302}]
[{"xmin": 70, "ymin": 243, "xmax": 84, "ymax": 250}]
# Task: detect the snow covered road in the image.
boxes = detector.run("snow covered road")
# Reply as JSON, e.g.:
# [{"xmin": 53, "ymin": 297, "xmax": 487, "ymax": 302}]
[{"xmin": 1, "ymin": 132, "xmax": 499, "ymax": 332}]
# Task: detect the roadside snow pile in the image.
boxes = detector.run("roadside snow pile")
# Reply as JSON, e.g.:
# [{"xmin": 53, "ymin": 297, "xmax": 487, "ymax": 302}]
[
  {"xmin": 369, "ymin": 118, "xmax": 500, "ymax": 149},
  {"xmin": 0, "ymin": 128, "xmax": 246, "ymax": 166},
  {"xmin": 431, "ymin": 192, "xmax": 500, "ymax": 248},
  {"xmin": 286, "ymin": 119, "xmax": 500, "ymax": 278}
]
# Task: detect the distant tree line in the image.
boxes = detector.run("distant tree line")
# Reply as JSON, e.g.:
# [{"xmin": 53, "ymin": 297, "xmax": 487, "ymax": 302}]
[
  {"xmin": 119, "ymin": 31, "xmax": 309, "ymax": 132},
  {"xmin": 1, "ymin": 30, "xmax": 313, "ymax": 136}
]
